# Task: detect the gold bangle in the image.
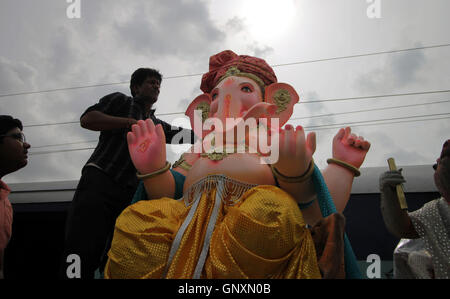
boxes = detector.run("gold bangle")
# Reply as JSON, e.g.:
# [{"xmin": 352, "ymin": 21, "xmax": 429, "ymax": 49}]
[
  {"xmin": 327, "ymin": 158, "xmax": 361, "ymax": 177},
  {"xmin": 271, "ymin": 159, "xmax": 315, "ymax": 183},
  {"xmin": 136, "ymin": 161, "xmax": 171, "ymax": 180}
]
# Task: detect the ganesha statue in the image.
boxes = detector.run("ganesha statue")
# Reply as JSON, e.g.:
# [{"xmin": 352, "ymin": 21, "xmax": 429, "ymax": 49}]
[{"xmin": 104, "ymin": 50, "xmax": 370, "ymax": 279}]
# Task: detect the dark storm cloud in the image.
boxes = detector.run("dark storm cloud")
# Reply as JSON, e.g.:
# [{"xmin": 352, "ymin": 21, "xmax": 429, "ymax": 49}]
[
  {"xmin": 48, "ymin": 27, "xmax": 80, "ymax": 76},
  {"xmin": 294, "ymin": 91, "xmax": 338, "ymax": 128},
  {"xmin": 0, "ymin": 57, "xmax": 38, "ymax": 95},
  {"xmin": 114, "ymin": 0, "xmax": 225, "ymax": 58},
  {"xmin": 355, "ymin": 48, "xmax": 426, "ymax": 93},
  {"xmin": 390, "ymin": 49, "xmax": 426, "ymax": 86},
  {"xmin": 368, "ymin": 130, "xmax": 428, "ymax": 164}
]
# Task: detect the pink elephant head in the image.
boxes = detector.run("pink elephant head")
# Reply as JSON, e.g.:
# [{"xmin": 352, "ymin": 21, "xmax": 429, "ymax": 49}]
[{"xmin": 185, "ymin": 50, "xmax": 300, "ymax": 139}]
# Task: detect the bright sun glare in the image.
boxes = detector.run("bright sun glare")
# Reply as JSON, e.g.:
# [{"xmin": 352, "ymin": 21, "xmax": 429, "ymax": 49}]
[{"xmin": 240, "ymin": 0, "xmax": 297, "ymax": 40}]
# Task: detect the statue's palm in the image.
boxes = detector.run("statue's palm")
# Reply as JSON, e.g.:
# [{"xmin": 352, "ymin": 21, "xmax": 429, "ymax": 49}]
[
  {"xmin": 127, "ymin": 119, "xmax": 166, "ymax": 175},
  {"xmin": 273, "ymin": 124, "xmax": 316, "ymax": 177}
]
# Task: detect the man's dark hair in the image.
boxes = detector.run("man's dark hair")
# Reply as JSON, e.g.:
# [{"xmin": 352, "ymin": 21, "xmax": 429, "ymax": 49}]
[
  {"xmin": 130, "ymin": 68, "xmax": 162, "ymax": 97},
  {"xmin": 0, "ymin": 115, "xmax": 23, "ymax": 137}
]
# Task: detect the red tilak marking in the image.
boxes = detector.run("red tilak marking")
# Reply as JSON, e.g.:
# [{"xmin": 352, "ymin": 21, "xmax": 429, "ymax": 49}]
[{"xmin": 224, "ymin": 78, "xmax": 235, "ymax": 87}]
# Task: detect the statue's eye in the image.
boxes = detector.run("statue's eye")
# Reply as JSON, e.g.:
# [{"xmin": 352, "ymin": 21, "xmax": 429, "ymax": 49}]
[
  {"xmin": 241, "ymin": 85, "xmax": 253, "ymax": 93},
  {"xmin": 211, "ymin": 89, "xmax": 219, "ymax": 100}
]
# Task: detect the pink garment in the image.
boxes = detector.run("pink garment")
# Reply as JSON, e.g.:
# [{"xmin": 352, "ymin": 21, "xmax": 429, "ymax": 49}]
[{"xmin": 0, "ymin": 180, "xmax": 13, "ymax": 251}]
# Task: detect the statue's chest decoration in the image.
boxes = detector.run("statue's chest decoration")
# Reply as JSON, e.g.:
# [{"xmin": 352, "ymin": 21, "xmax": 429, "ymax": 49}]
[
  {"xmin": 201, "ymin": 151, "xmax": 229, "ymax": 161},
  {"xmin": 200, "ymin": 137, "xmax": 253, "ymax": 161}
]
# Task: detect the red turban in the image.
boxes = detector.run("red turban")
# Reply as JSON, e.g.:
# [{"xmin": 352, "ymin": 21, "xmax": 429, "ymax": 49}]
[{"xmin": 200, "ymin": 50, "xmax": 277, "ymax": 94}]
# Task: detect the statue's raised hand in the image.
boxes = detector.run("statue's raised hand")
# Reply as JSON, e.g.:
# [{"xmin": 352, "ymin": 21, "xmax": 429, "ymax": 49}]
[
  {"xmin": 273, "ymin": 125, "xmax": 316, "ymax": 177},
  {"xmin": 332, "ymin": 127, "xmax": 370, "ymax": 168},
  {"xmin": 127, "ymin": 119, "xmax": 166, "ymax": 175}
]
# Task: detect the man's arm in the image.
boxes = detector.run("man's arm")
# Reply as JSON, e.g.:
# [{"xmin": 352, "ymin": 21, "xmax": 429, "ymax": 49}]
[
  {"xmin": 153, "ymin": 117, "xmax": 195, "ymax": 144},
  {"xmin": 80, "ymin": 92, "xmax": 137, "ymax": 131},
  {"xmin": 80, "ymin": 110, "xmax": 137, "ymax": 131}
]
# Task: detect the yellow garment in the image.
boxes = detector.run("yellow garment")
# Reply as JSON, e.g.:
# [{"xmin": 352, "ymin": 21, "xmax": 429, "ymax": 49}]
[{"xmin": 105, "ymin": 176, "xmax": 321, "ymax": 279}]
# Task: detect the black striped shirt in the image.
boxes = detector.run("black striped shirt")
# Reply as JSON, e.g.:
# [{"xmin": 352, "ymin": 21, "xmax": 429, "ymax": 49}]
[{"xmin": 81, "ymin": 92, "xmax": 194, "ymax": 189}]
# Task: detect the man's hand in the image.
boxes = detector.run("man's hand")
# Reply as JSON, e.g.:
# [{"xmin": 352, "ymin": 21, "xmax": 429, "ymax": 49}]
[
  {"xmin": 127, "ymin": 118, "xmax": 138, "ymax": 130},
  {"xmin": 127, "ymin": 119, "xmax": 166, "ymax": 175},
  {"xmin": 379, "ymin": 170, "xmax": 406, "ymax": 197},
  {"xmin": 332, "ymin": 127, "xmax": 370, "ymax": 168}
]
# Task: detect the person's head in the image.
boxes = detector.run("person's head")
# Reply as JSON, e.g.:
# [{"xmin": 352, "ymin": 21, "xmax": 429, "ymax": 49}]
[
  {"xmin": 130, "ymin": 68, "xmax": 162, "ymax": 103},
  {"xmin": 0, "ymin": 115, "xmax": 31, "ymax": 179},
  {"xmin": 433, "ymin": 139, "xmax": 450, "ymax": 202}
]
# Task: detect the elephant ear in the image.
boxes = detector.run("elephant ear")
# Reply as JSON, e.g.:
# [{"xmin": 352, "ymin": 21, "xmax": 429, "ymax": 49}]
[
  {"xmin": 185, "ymin": 93, "xmax": 212, "ymax": 138},
  {"xmin": 264, "ymin": 83, "xmax": 299, "ymax": 126}
]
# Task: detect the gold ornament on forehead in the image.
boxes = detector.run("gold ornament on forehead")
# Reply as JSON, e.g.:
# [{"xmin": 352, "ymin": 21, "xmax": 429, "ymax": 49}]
[
  {"xmin": 224, "ymin": 66, "xmax": 240, "ymax": 77},
  {"xmin": 273, "ymin": 89, "xmax": 292, "ymax": 113}
]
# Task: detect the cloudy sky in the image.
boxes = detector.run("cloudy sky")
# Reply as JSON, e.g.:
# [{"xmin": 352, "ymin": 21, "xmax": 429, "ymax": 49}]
[{"xmin": 1, "ymin": 0, "xmax": 449, "ymax": 184}]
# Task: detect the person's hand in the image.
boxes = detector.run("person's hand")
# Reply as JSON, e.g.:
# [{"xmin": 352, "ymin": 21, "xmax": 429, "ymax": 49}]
[
  {"xmin": 127, "ymin": 119, "xmax": 166, "ymax": 175},
  {"xmin": 332, "ymin": 127, "xmax": 370, "ymax": 168},
  {"xmin": 273, "ymin": 125, "xmax": 316, "ymax": 177},
  {"xmin": 379, "ymin": 170, "xmax": 406, "ymax": 193},
  {"xmin": 127, "ymin": 118, "xmax": 138, "ymax": 130}
]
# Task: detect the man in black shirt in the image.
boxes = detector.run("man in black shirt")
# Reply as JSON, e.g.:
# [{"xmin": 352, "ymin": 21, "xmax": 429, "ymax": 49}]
[{"xmin": 61, "ymin": 68, "xmax": 194, "ymax": 279}]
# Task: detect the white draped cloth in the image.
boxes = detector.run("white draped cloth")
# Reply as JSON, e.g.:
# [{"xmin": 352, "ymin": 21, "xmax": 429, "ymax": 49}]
[{"xmin": 394, "ymin": 198, "xmax": 450, "ymax": 279}]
